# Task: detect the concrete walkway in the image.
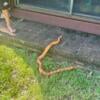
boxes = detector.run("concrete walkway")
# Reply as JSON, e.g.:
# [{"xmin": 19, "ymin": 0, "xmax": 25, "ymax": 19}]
[{"xmin": 0, "ymin": 19, "xmax": 100, "ymax": 66}]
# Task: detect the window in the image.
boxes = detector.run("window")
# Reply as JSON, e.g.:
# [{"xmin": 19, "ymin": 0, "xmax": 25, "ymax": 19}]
[
  {"xmin": 19, "ymin": 0, "xmax": 71, "ymax": 12},
  {"xmin": 17, "ymin": 0, "xmax": 100, "ymax": 19},
  {"xmin": 73, "ymin": 0, "xmax": 100, "ymax": 17}
]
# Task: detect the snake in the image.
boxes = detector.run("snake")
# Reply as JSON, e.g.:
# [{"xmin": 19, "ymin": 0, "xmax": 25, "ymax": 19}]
[{"xmin": 37, "ymin": 35, "xmax": 78, "ymax": 77}]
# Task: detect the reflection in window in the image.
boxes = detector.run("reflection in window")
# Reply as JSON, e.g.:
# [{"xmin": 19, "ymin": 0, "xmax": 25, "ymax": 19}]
[
  {"xmin": 19, "ymin": 0, "xmax": 71, "ymax": 12},
  {"xmin": 73, "ymin": 0, "xmax": 100, "ymax": 17}
]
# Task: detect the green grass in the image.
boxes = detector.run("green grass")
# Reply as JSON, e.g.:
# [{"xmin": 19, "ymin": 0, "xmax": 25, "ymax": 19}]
[
  {"xmin": 0, "ymin": 45, "xmax": 43, "ymax": 100},
  {"xmin": 0, "ymin": 45, "xmax": 100, "ymax": 100}
]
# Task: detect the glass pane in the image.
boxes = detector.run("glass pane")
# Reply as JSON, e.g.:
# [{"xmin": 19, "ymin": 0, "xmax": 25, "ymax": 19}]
[
  {"xmin": 73, "ymin": 0, "xmax": 100, "ymax": 17},
  {"xmin": 19, "ymin": 0, "xmax": 71, "ymax": 12}
]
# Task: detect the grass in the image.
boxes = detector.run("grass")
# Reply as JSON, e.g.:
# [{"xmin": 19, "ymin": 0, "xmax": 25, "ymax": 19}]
[
  {"xmin": 0, "ymin": 45, "xmax": 43, "ymax": 100},
  {"xmin": 0, "ymin": 45, "xmax": 100, "ymax": 100}
]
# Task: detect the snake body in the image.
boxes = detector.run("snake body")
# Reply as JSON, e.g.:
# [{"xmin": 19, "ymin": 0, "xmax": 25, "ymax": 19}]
[{"xmin": 37, "ymin": 36, "xmax": 78, "ymax": 76}]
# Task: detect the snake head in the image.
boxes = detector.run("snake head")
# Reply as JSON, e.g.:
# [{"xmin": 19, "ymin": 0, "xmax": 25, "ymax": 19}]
[
  {"xmin": 59, "ymin": 35, "xmax": 63, "ymax": 39},
  {"xmin": 58, "ymin": 35, "xmax": 63, "ymax": 42}
]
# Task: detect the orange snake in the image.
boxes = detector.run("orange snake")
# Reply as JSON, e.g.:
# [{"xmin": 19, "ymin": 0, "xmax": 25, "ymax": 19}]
[{"xmin": 37, "ymin": 35, "xmax": 78, "ymax": 76}]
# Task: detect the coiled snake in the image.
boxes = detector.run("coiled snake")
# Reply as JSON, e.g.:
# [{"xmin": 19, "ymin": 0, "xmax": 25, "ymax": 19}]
[{"xmin": 37, "ymin": 35, "xmax": 78, "ymax": 76}]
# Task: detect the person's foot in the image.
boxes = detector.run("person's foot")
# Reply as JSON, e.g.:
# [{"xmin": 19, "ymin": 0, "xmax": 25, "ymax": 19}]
[
  {"xmin": 8, "ymin": 26, "xmax": 16, "ymax": 33},
  {"xmin": 8, "ymin": 32, "xmax": 16, "ymax": 36},
  {"xmin": 0, "ymin": 27, "xmax": 16, "ymax": 36}
]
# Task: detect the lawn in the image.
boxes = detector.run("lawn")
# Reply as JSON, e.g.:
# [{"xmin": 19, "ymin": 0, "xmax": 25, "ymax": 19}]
[{"xmin": 0, "ymin": 45, "xmax": 100, "ymax": 100}]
